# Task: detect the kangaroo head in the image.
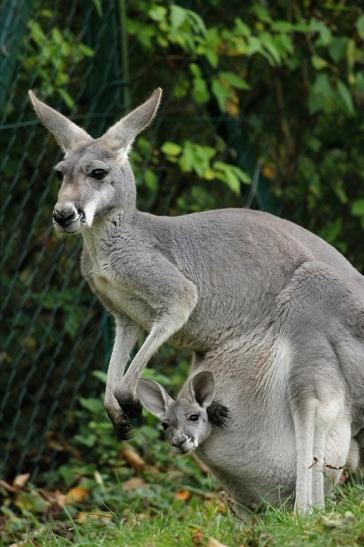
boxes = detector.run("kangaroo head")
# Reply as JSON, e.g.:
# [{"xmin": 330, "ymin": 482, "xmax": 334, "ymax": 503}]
[
  {"xmin": 138, "ymin": 371, "xmax": 215, "ymax": 454},
  {"xmin": 29, "ymin": 88, "xmax": 162, "ymax": 233}
]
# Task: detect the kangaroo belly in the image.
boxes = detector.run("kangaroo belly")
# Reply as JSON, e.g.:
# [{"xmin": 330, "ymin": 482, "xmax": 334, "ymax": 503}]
[{"xmin": 192, "ymin": 335, "xmax": 297, "ymax": 506}]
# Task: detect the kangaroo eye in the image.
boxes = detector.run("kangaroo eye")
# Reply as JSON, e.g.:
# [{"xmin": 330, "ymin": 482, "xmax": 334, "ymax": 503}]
[
  {"xmin": 55, "ymin": 170, "xmax": 63, "ymax": 181},
  {"xmin": 89, "ymin": 168, "xmax": 108, "ymax": 180},
  {"xmin": 189, "ymin": 414, "xmax": 199, "ymax": 421},
  {"xmin": 161, "ymin": 422, "xmax": 169, "ymax": 430}
]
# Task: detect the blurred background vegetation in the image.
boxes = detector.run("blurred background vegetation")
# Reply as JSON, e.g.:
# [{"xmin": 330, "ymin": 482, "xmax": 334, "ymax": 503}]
[{"xmin": 1, "ymin": 0, "xmax": 364, "ymax": 505}]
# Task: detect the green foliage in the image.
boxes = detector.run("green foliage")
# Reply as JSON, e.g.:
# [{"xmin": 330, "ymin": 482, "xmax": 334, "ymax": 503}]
[
  {"xmin": 161, "ymin": 140, "xmax": 251, "ymax": 193},
  {"xmin": 22, "ymin": 13, "xmax": 93, "ymax": 107}
]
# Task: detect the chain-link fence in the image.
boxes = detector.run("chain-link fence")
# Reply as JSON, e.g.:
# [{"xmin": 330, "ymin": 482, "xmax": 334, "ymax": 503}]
[
  {"xmin": 1, "ymin": 0, "xmax": 272, "ymax": 480},
  {"xmin": 0, "ymin": 0, "xmax": 133, "ymax": 478}
]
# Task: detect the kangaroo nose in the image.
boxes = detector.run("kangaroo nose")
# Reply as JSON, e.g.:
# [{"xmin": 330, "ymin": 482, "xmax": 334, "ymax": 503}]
[
  {"xmin": 172, "ymin": 434, "xmax": 186, "ymax": 448},
  {"xmin": 53, "ymin": 205, "xmax": 76, "ymax": 227}
]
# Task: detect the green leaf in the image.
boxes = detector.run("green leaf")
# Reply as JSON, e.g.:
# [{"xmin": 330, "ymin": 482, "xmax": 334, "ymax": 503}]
[
  {"xmin": 220, "ymin": 72, "xmax": 250, "ymax": 90},
  {"xmin": 334, "ymin": 184, "xmax": 348, "ymax": 204},
  {"xmin": 319, "ymin": 217, "xmax": 342, "ymax": 244},
  {"xmin": 328, "ymin": 37, "xmax": 348, "ymax": 63},
  {"xmin": 186, "ymin": 10, "xmax": 207, "ymax": 36},
  {"xmin": 235, "ymin": 18, "xmax": 251, "ymax": 38},
  {"xmin": 192, "ymin": 77, "xmax": 209, "ymax": 103},
  {"xmin": 253, "ymin": 4, "xmax": 271, "ymax": 23},
  {"xmin": 271, "ymin": 21, "xmax": 295, "ymax": 33},
  {"xmin": 58, "ymin": 88, "xmax": 74, "ymax": 108},
  {"xmin": 161, "ymin": 142, "xmax": 182, "ymax": 156},
  {"xmin": 260, "ymin": 33, "xmax": 281, "ymax": 64},
  {"xmin": 92, "ymin": 0, "xmax": 103, "ymax": 17},
  {"xmin": 79, "ymin": 44, "xmax": 94, "ymax": 57},
  {"xmin": 148, "ymin": 5, "xmax": 167, "ymax": 22},
  {"xmin": 170, "ymin": 5, "xmax": 187, "ymax": 29},
  {"xmin": 80, "ymin": 397, "xmax": 104, "ymax": 413},
  {"xmin": 308, "ymin": 73, "xmax": 336, "ymax": 114},
  {"xmin": 310, "ymin": 19, "xmax": 332, "ymax": 46},
  {"xmin": 311, "ymin": 55, "xmax": 328, "ymax": 70},
  {"xmin": 356, "ymin": 15, "xmax": 364, "ymax": 39},
  {"xmin": 352, "ymin": 199, "xmax": 364, "ymax": 216},
  {"xmin": 347, "ymin": 39, "xmax": 356, "ymax": 69},
  {"xmin": 211, "ymin": 79, "xmax": 230, "ymax": 111},
  {"xmin": 92, "ymin": 370, "xmax": 107, "ymax": 384},
  {"xmin": 213, "ymin": 161, "xmax": 251, "ymax": 194},
  {"xmin": 144, "ymin": 169, "xmax": 158, "ymax": 191},
  {"xmin": 189, "ymin": 63, "xmax": 201, "ymax": 77},
  {"xmin": 74, "ymin": 433, "xmax": 97, "ymax": 447},
  {"xmin": 336, "ymin": 80, "xmax": 354, "ymax": 115}
]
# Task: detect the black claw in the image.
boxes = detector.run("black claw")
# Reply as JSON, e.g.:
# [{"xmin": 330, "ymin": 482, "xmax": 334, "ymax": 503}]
[
  {"xmin": 113, "ymin": 419, "xmax": 134, "ymax": 441},
  {"xmin": 207, "ymin": 401, "xmax": 230, "ymax": 429}
]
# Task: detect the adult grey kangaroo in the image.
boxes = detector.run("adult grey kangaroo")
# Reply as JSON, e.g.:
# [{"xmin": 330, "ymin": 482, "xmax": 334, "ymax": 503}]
[{"xmin": 29, "ymin": 88, "xmax": 364, "ymax": 513}]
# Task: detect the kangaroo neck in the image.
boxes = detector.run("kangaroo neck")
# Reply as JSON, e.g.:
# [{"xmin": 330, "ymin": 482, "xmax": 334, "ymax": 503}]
[{"xmin": 81, "ymin": 205, "xmax": 139, "ymax": 255}]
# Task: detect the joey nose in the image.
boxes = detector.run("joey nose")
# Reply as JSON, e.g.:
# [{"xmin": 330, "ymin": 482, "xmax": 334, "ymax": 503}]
[
  {"xmin": 172, "ymin": 435, "xmax": 186, "ymax": 448},
  {"xmin": 53, "ymin": 205, "xmax": 76, "ymax": 227}
]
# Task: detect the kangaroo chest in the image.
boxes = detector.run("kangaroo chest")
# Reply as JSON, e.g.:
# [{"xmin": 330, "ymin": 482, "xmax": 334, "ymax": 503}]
[{"xmin": 81, "ymin": 239, "xmax": 155, "ymax": 330}]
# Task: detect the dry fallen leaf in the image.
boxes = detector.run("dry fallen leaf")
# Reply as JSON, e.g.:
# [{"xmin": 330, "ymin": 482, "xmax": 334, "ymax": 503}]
[
  {"xmin": 76, "ymin": 511, "xmax": 113, "ymax": 523},
  {"xmin": 122, "ymin": 477, "xmax": 145, "ymax": 491},
  {"xmin": 192, "ymin": 529, "xmax": 204, "ymax": 545},
  {"xmin": 13, "ymin": 473, "xmax": 30, "ymax": 488},
  {"xmin": 207, "ymin": 538, "xmax": 228, "ymax": 547},
  {"xmin": 0, "ymin": 479, "xmax": 18, "ymax": 493},
  {"xmin": 145, "ymin": 465, "xmax": 160, "ymax": 474},
  {"xmin": 46, "ymin": 431, "xmax": 72, "ymax": 452},
  {"xmin": 121, "ymin": 446, "xmax": 146, "ymax": 472},
  {"xmin": 66, "ymin": 486, "xmax": 90, "ymax": 503},
  {"xmin": 40, "ymin": 489, "xmax": 67, "ymax": 508},
  {"xmin": 262, "ymin": 164, "xmax": 275, "ymax": 181},
  {"xmin": 94, "ymin": 470, "xmax": 104, "ymax": 486},
  {"xmin": 175, "ymin": 489, "xmax": 191, "ymax": 501}
]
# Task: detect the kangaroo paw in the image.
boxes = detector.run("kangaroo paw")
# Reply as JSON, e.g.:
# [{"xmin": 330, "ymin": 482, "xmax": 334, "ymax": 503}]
[
  {"xmin": 114, "ymin": 392, "xmax": 143, "ymax": 419},
  {"xmin": 106, "ymin": 407, "xmax": 134, "ymax": 440}
]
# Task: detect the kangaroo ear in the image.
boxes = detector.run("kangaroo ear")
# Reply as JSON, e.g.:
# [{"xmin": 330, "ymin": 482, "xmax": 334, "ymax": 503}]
[
  {"xmin": 101, "ymin": 88, "xmax": 162, "ymax": 153},
  {"xmin": 28, "ymin": 90, "xmax": 92, "ymax": 153},
  {"xmin": 137, "ymin": 378, "xmax": 173, "ymax": 420},
  {"xmin": 188, "ymin": 371, "xmax": 215, "ymax": 409}
]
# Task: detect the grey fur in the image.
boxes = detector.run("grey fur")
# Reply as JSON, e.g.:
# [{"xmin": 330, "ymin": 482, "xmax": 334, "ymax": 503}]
[{"xmin": 29, "ymin": 89, "xmax": 364, "ymax": 513}]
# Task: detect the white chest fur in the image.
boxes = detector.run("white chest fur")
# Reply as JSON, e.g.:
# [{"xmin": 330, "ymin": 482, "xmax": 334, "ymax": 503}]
[{"xmin": 82, "ymin": 231, "xmax": 154, "ymax": 330}]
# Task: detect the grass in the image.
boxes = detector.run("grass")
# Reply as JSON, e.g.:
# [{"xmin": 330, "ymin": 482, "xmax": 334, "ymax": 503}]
[{"xmin": 2, "ymin": 482, "xmax": 364, "ymax": 546}]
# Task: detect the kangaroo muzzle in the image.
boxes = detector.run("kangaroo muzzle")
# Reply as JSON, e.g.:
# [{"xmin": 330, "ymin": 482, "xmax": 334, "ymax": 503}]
[{"xmin": 53, "ymin": 202, "xmax": 85, "ymax": 231}]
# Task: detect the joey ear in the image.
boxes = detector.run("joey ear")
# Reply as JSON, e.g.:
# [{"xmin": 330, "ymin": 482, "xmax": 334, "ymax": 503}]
[
  {"xmin": 101, "ymin": 88, "xmax": 162, "ymax": 153},
  {"xmin": 137, "ymin": 378, "xmax": 173, "ymax": 420},
  {"xmin": 188, "ymin": 371, "xmax": 215, "ymax": 409},
  {"xmin": 28, "ymin": 90, "xmax": 92, "ymax": 153}
]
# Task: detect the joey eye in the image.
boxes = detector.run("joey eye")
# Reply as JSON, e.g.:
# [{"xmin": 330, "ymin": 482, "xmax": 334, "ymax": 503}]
[
  {"xmin": 189, "ymin": 414, "xmax": 199, "ymax": 422},
  {"xmin": 55, "ymin": 170, "xmax": 63, "ymax": 181},
  {"xmin": 161, "ymin": 422, "xmax": 169, "ymax": 431},
  {"xmin": 89, "ymin": 168, "xmax": 108, "ymax": 180}
]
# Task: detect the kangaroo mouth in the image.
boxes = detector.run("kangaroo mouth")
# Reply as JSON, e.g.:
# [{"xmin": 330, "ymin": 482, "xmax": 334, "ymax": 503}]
[
  {"xmin": 53, "ymin": 215, "xmax": 85, "ymax": 234},
  {"xmin": 178, "ymin": 436, "xmax": 198, "ymax": 454}
]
